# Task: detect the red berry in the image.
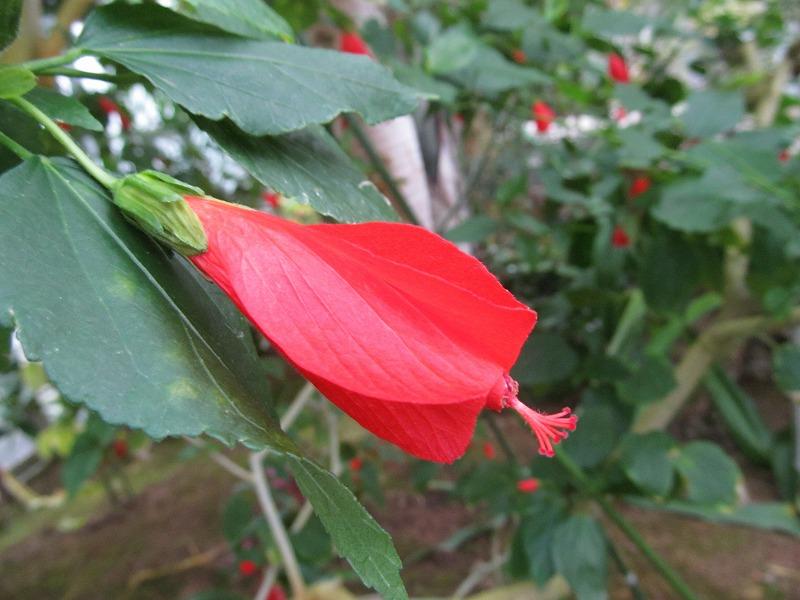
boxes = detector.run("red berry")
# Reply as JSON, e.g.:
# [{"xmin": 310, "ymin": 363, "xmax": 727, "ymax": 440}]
[
  {"xmin": 532, "ymin": 101, "xmax": 556, "ymax": 133},
  {"xmin": 482, "ymin": 441, "xmax": 496, "ymax": 459},
  {"xmin": 239, "ymin": 559, "xmax": 258, "ymax": 577},
  {"xmin": 608, "ymin": 53, "xmax": 630, "ymax": 83},
  {"xmin": 511, "ymin": 49, "xmax": 526, "ymax": 64},
  {"xmin": 516, "ymin": 478, "xmax": 539, "ymax": 493},
  {"xmin": 339, "ymin": 32, "xmax": 371, "ymax": 56},
  {"xmin": 112, "ymin": 438, "xmax": 128, "ymax": 459},
  {"xmin": 779, "ymin": 149, "xmax": 791, "ymax": 162},
  {"xmin": 349, "ymin": 456, "xmax": 363, "ymax": 472},
  {"xmin": 611, "ymin": 226, "xmax": 631, "ymax": 248},
  {"xmin": 628, "ymin": 176, "xmax": 651, "ymax": 198},
  {"xmin": 266, "ymin": 585, "xmax": 287, "ymax": 600}
]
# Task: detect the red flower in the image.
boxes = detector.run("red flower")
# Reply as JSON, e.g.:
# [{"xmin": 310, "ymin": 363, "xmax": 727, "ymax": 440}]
[
  {"xmin": 98, "ymin": 96, "xmax": 131, "ymax": 131},
  {"xmin": 186, "ymin": 197, "xmax": 576, "ymax": 462},
  {"xmin": 779, "ymin": 149, "xmax": 791, "ymax": 162},
  {"xmin": 339, "ymin": 32, "xmax": 372, "ymax": 57},
  {"xmin": 112, "ymin": 438, "xmax": 128, "ymax": 459},
  {"xmin": 262, "ymin": 191, "xmax": 281, "ymax": 209},
  {"xmin": 611, "ymin": 226, "xmax": 631, "ymax": 248},
  {"xmin": 608, "ymin": 53, "xmax": 630, "ymax": 83},
  {"xmin": 482, "ymin": 441, "xmax": 496, "ymax": 459},
  {"xmin": 516, "ymin": 477, "xmax": 539, "ymax": 493},
  {"xmin": 239, "ymin": 559, "xmax": 258, "ymax": 577},
  {"xmin": 266, "ymin": 586, "xmax": 287, "ymax": 600},
  {"xmin": 532, "ymin": 101, "xmax": 556, "ymax": 133},
  {"xmin": 628, "ymin": 175, "xmax": 651, "ymax": 198},
  {"xmin": 349, "ymin": 456, "xmax": 363, "ymax": 472},
  {"xmin": 512, "ymin": 49, "xmax": 527, "ymax": 64}
]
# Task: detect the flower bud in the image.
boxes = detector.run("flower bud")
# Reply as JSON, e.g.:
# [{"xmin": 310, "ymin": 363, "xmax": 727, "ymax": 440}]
[{"xmin": 111, "ymin": 171, "xmax": 208, "ymax": 256}]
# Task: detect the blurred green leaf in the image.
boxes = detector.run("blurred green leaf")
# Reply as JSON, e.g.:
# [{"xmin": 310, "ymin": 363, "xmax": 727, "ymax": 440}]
[
  {"xmin": 551, "ymin": 515, "xmax": 608, "ymax": 600},
  {"xmin": 25, "ymin": 88, "xmax": 103, "ymax": 131},
  {"xmin": 675, "ymin": 441, "xmax": 741, "ymax": 506},
  {"xmin": 448, "ymin": 46, "xmax": 548, "ymax": 95},
  {"xmin": 0, "ymin": 66, "xmax": 35, "ymax": 99},
  {"xmin": 773, "ymin": 344, "xmax": 800, "ymax": 393},
  {"xmin": 619, "ymin": 432, "xmax": 676, "ymax": 497},
  {"xmin": 443, "ymin": 215, "xmax": 499, "ymax": 243},
  {"xmin": 561, "ymin": 393, "xmax": 627, "ymax": 468},
  {"xmin": 512, "ymin": 331, "xmax": 579, "ymax": 386},
  {"xmin": 0, "ymin": 0, "xmax": 23, "ymax": 50},
  {"xmin": 222, "ymin": 491, "xmax": 254, "ymax": 545},
  {"xmin": 616, "ymin": 355, "xmax": 676, "ymax": 405},
  {"xmin": 426, "ymin": 28, "xmax": 478, "ymax": 74},
  {"xmin": 482, "ymin": 0, "xmax": 538, "ymax": 30},
  {"xmin": 581, "ymin": 6, "xmax": 650, "ymax": 38},
  {"xmin": 681, "ymin": 90, "xmax": 744, "ymax": 138}
]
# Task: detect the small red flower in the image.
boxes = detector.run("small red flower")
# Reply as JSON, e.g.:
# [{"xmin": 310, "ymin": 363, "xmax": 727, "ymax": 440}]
[
  {"xmin": 349, "ymin": 456, "xmax": 363, "ymax": 472},
  {"xmin": 262, "ymin": 191, "xmax": 281, "ymax": 209},
  {"xmin": 512, "ymin": 49, "xmax": 527, "ymax": 64},
  {"xmin": 611, "ymin": 226, "xmax": 631, "ymax": 248},
  {"xmin": 532, "ymin": 101, "xmax": 556, "ymax": 133},
  {"xmin": 266, "ymin": 586, "xmax": 287, "ymax": 600},
  {"xmin": 608, "ymin": 53, "xmax": 630, "ymax": 83},
  {"xmin": 779, "ymin": 149, "xmax": 791, "ymax": 162},
  {"xmin": 98, "ymin": 96, "xmax": 131, "ymax": 131},
  {"xmin": 516, "ymin": 477, "xmax": 540, "ymax": 493},
  {"xmin": 239, "ymin": 559, "xmax": 258, "ymax": 577},
  {"xmin": 339, "ymin": 32, "xmax": 372, "ymax": 57},
  {"xmin": 186, "ymin": 198, "xmax": 576, "ymax": 462},
  {"xmin": 482, "ymin": 441, "xmax": 496, "ymax": 459},
  {"xmin": 628, "ymin": 175, "xmax": 651, "ymax": 198},
  {"xmin": 112, "ymin": 438, "xmax": 128, "ymax": 459}
]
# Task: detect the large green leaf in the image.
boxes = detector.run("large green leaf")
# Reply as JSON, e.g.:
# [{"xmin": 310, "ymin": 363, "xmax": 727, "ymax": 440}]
[
  {"xmin": 512, "ymin": 330, "xmax": 579, "ymax": 386},
  {"xmin": 197, "ymin": 118, "xmax": 397, "ymax": 223},
  {"xmin": 286, "ymin": 456, "xmax": 408, "ymax": 600},
  {"xmin": 177, "ymin": 0, "xmax": 293, "ymax": 41},
  {"xmin": 448, "ymin": 45, "xmax": 548, "ymax": 95},
  {"xmin": 0, "ymin": 0, "xmax": 23, "ymax": 51},
  {"xmin": 551, "ymin": 515, "xmax": 608, "ymax": 600},
  {"xmin": 0, "ymin": 66, "xmax": 35, "ymax": 99},
  {"xmin": 681, "ymin": 90, "xmax": 744, "ymax": 138},
  {"xmin": 78, "ymin": 3, "xmax": 419, "ymax": 136},
  {"xmin": 675, "ymin": 441, "xmax": 741, "ymax": 506},
  {"xmin": 773, "ymin": 344, "xmax": 800, "ymax": 393},
  {"xmin": 482, "ymin": 0, "xmax": 538, "ymax": 30},
  {"xmin": 0, "ymin": 157, "xmax": 287, "ymax": 451},
  {"xmin": 581, "ymin": 6, "xmax": 650, "ymax": 39},
  {"xmin": 619, "ymin": 432, "xmax": 676, "ymax": 497}
]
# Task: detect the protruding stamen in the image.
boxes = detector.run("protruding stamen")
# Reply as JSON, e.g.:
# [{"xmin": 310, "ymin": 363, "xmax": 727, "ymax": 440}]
[{"xmin": 500, "ymin": 375, "xmax": 577, "ymax": 457}]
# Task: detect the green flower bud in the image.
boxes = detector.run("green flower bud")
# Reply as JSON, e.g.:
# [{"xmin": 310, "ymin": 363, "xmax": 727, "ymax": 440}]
[{"xmin": 111, "ymin": 171, "xmax": 208, "ymax": 255}]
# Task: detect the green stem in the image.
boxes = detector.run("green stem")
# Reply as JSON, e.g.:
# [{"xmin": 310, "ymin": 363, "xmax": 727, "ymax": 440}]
[
  {"xmin": 20, "ymin": 48, "xmax": 83, "ymax": 73},
  {"xmin": 555, "ymin": 449, "xmax": 701, "ymax": 600},
  {"xmin": 343, "ymin": 114, "xmax": 419, "ymax": 225},
  {"xmin": 0, "ymin": 130, "xmax": 33, "ymax": 160},
  {"xmin": 37, "ymin": 67, "xmax": 135, "ymax": 84},
  {"xmin": 483, "ymin": 412, "xmax": 519, "ymax": 468},
  {"xmin": 8, "ymin": 96, "xmax": 116, "ymax": 189}
]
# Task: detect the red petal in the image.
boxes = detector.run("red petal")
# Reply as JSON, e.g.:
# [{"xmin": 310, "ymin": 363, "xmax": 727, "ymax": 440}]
[{"xmin": 186, "ymin": 198, "xmax": 536, "ymax": 463}]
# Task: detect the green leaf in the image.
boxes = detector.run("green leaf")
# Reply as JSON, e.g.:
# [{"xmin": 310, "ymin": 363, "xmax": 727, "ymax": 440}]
[
  {"xmin": 426, "ymin": 28, "xmax": 479, "ymax": 74},
  {"xmin": 78, "ymin": 3, "xmax": 419, "ymax": 136},
  {"xmin": 773, "ymin": 344, "xmax": 800, "ymax": 393},
  {"xmin": 62, "ymin": 433, "xmax": 104, "ymax": 497},
  {"xmin": 704, "ymin": 366, "xmax": 772, "ymax": 461},
  {"xmin": 0, "ymin": 66, "xmax": 35, "ymax": 99},
  {"xmin": 448, "ymin": 45, "xmax": 548, "ymax": 95},
  {"xmin": 551, "ymin": 515, "xmax": 608, "ymax": 600},
  {"xmin": 581, "ymin": 7, "xmax": 650, "ymax": 38},
  {"xmin": 197, "ymin": 118, "xmax": 397, "ymax": 223},
  {"xmin": 619, "ymin": 432, "xmax": 676, "ymax": 497},
  {"xmin": 516, "ymin": 492, "xmax": 567, "ymax": 584},
  {"xmin": 681, "ymin": 90, "xmax": 744, "ymax": 138},
  {"xmin": 177, "ymin": 0, "xmax": 293, "ymax": 41},
  {"xmin": 0, "ymin": 0, "xmax": 23, "ymax": 51},
  {"xmin": 482, "ymin": 0, "xmax": 538, "ymax": 30},
  {"xmin": 0, "ymin": 157, "xmax": 289, "ymax": 452},
  {"xmin": 512, "ymin": 331, "xmax": 579, "ymax": 386},
  {"xmin": 651, "ymin": 179, "xmax": 733, "ymax": 233},
  {"xmin": 638, "ymin": 227, "xmax": 700, "ymax": 312},
  {"xmin": 615, "ymin": 355, "xmax": 676, "ymax": 405},
  {"xmin": 675, "ymin": 441, "xmax": 741, "ymax": 506},
  {"xmin": 222, "ymin": 491, "xmax": 254, "ymax": 544},
  {"xmin": 561, "ymin": 392, "xmax": 627, "ymax": 468},
  {"xmin": 443, "ymin": 215, "xmax": 498, "ymax": 243},
  {"xmin": 390, "ymin": 62, "xmax": 458, "ymax": 104},
  {"xmin": 616, "ymin": 128, "xmax": 666, "ymax": 168},
  {"xmin": 24, "ymin": 87, "xmax": 103, "ymax": 131},
  {"xmin": 286, "ymin": 455, "xmax": 408, "ymax": 600}
]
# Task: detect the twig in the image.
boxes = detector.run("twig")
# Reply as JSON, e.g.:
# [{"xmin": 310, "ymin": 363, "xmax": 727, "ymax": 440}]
[
  {"xmin": 184, "ymin": 437, "xmax": 253, "ymax": 482},
  {"xmin": 250, "ymin": 451, "xmax": 306, "ymax": 599},
  {"xmin": 607, "ymin": 536, "xmax": 647, "ymax": 600},
  {"xmin": 254, "ymin": 565, "xmax": 278, "ymax": 600},
  {"xmin": 127, "ymin": 545, "xmax": 225, "ymax": 589},
  {"xmin": 452, "ymin": 552, "xmax": 509, "ymax": 599},
  {"xmin": 280, "ymin": 382, "xmax": 315, "ymax": 431}
]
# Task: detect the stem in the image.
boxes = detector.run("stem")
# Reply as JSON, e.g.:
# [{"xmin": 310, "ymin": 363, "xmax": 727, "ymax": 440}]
[
  {"xmin": 555, "ymin": 450, "xmax": 700, "ymax": 600},
  {"xmin": 249, "ymin": 451, "xmax": 306, "ymax": 599},
  {"xmin": 8, "ymin": 96, "xmax": 117, "ymax": 189},
  {"xmin": 21, "ymin": 47, "xmax": 82, "ymax": 73},
  {"xmin": 254, "ymin": 566, "xmax": 278, "ymax": 600},
  {"xmin": 343, "ymin": 114, "xmax": 419, "ymax": 225},
  {"xmin": 607, "ymin": 536, "xmax": 647, "ymax": 600},
  {"xmin": 0, "ymin": 130, "xmax": 33, "ymax": 160},
  {"xmin": 483, "ymin": 411, "xmax": 519, "ymax": 468},
  {"xmin": 280, "ymin": 382, "xmax": 315, "ymax": 431},
  {"xmin": 37, "ymin": 67, "xmax": 136, "ymax": 83}
]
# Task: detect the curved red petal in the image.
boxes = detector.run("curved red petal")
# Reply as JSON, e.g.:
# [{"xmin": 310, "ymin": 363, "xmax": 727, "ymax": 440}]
[{"xmin": 186, "ymin": 198, "xmax": 536, "ymax": 461}]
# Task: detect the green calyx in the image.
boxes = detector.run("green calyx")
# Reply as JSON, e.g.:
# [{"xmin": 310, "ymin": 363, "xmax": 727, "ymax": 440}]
[{"xmin": 111, "ymin": 171, "xmax": 208, "ymax": 256}]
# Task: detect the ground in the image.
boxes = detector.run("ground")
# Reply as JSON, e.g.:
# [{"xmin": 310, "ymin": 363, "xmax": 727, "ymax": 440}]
[{"xmin": 1, "ymin": 394, "xmax": 799, "ymax": 599}]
